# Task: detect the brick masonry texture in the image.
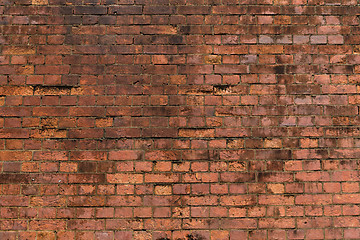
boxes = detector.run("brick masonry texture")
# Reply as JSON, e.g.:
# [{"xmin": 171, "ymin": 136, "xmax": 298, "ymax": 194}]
[{"xmin": 1, "ymin": 0, "xmax": 360, "ymax": 239}]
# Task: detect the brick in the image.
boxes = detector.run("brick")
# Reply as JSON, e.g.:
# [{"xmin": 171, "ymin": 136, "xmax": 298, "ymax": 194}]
[
  {"xmin": 215, "ymin": 65, "xmax": 248, "ymax": 74},
  {"xmin": 333, "ymin": 194, "xmax": 360, "ymax": 204},
  {"xmin": 33, "ymin": 151, "xmax": 68, "ymax": 161},
  {"xmin": 178, "ymin": 128, "xmax": 214, "ymax": 138},
  {"xmin": 108, "ymin": 150, "xmax": 142, "ymax": 160},
  {"xmin": 220, "ymin": 196, "xmax": 256, "ymax": 206},
  {"xmin": 37, "ymin": 46, "xmax": 71, "ymax": 54},
  {"xmin": 0, "ymin": 151, "xmax": 32, "ymax": 161},
  {"xmin": 141, "ymin": 25, "xmax": 177, "ymax": 35},
  {"xmin": 68, "ymin": 220, "xmax": 104, "ymax": 230},
  {"xmin": 69, "ymin": 174, "xmax": 105, "ymax": 183},
  {"xmin": 0, "ymin": 86, "xmax": 33, "ymax": 95},
  {"xmin": 214, "ymin": 25, "xmax": 247, "ymax": 34},
  {"xmin": 295, "ymin": 195, "xmax": 332, "ymax": 205},
  {"xmin": 74, "ymin": 6, "xmax": 106, "ymax": 15},
  {"xmin": 178, "ymin": 85, "xmax": 213, "ymax": 95},
  {"xmin": 177, "ymin": 6, "xmax": 210, "ymax": 14},
  {"xmin": 259, "ymin": 195, "xmax": 294, "ymax": 205},
  {"xmin": 0, "ymin": 174, "xmax": 30, "ymax": 183},
  {"xmin": 0, "ymin": 196, "xmax": 29, "ymax": 206},
  {"xmin": 35, "ymin": 65, "xmax": 70, "ymax": 74},
  {"xmin": 250, "ymin": 45, "xmax": 284, "ymax": 54},
  {"xmin": 334, "ymin": 217, "xmax": 360, "ymax": 228},
  {"xmin": 145, "ymin": 150, "xmax": 180, "ymax": 160},
  {"xmin": 32, "ymin": 0, "xmax": 48, "ymax": 4},
  {"xmin": 107, "ymin": 173, "xmax": 143, "ymax": 184},
  {"xmin": 68, "ymin": 129, "xmax": 103, "ymax": 138},
  {"xmin": 33, "ymin": 86, "xmax": 71, "ymax": 95},
  {"xmin": 143, "ymin": 6, "xmax": 175, "ymax": 14},
  {"xmin": 30, "ymin": 196, "xmax": 66, "ymax": 207},
  {"xmin": 68, "ymin": 196, "xmax": 105, "ymax": 207},
  {"xmin": 33, "ymin": 107, "xmax": 68, "ymax": 116},
  {"xmin": 108, "ymin": 6, "xmax": 142, "ymax": 15},
  {"xmin": 69, "ymin": 107, "xmax": 105, "ymax": 117},
  {"xmin": 30, "ymin": 129, "xmax": 67, "ymax": 138},
  {"xmin": 105, "ymin": 128, "xmax": 141, "ymax": 138},
  {"xmin": 214, "ymin": 46, "xmax": 248, "ymax": 54},
  {"xmin": 1, "ymin": 0, "xmax": 359, "ymax": 237},
  {"xmin": 221, "ymin": 219, "xmax": 257, "ymax": 229},
  {"xmin": 2, "ymin": 46, "xmax": 36, "ymax": 55},
  {"xmin": 0, "ymin": 129, "xmax": 29, "ymax": 138},
  {"xmin": 142, "ymin": 128, "xmax": 177, "ymax": 138},
  {"xmin": 29, "ymin": 220, "xmax": 66, "ymax": 230},
  {"xmin": 212, "ymin": 6, "xmax": 247, "ymax": 14},
  {"xmin": 69, "ymin": 151, "xmax": 106, "ymax": 161},
  {"xmin": 259, "ymin": 218, "xmax": 295, "ymax": 229},
  {"xmin": 183, "ymin": 173, "xmax": 218, "ymax": 183}
]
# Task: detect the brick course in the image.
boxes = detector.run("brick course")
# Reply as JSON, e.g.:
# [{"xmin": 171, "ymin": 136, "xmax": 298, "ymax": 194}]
[{"xmin": 1, "ymin": 0, "xmax": 360, "ymax": 239}]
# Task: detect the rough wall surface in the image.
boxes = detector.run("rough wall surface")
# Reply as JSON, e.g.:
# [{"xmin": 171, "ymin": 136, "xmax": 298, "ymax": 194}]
[{"xmin": 1, "ymin": 0, "xmax": 360, "ymax": 239}]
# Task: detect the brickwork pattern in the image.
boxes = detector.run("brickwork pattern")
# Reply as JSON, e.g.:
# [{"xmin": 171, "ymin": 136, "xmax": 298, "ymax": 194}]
[{"xmin": 1, "ymin": 0, "xmax": 360, "ymax": 239}]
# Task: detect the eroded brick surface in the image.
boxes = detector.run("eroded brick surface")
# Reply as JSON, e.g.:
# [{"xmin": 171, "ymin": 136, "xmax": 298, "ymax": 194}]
[{"xmin": 1, "ymin": 0, "xmax": 360, "ymax": 239}]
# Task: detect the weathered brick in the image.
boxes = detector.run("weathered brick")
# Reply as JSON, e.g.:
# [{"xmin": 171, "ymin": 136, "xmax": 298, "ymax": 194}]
[
  {"xmin": 67, "ymin": 219, "xmax": 104, "ymax": 230},
  {"xmin": 108, "ymin": 150, "xmax": 142, "ymax": 160},
  {"xmin": 0, "ymin": 86, "xmax": 33, "ymax": 95},
  {"xmin": 145, "ymin": 173, "xmax": 180, "ymax": 183},
  {"xmin": 32, "ymin": 0, "xmax": 48, "ymax": 5},
  {"xmin": 221, "ymin": 219, "xmax": 257, "ymax": 229},
  {"xmin": 295, "ymin": 195, "xmax": 332, "ymax": 205},
  {"xmin": 108, "ymin": 6, "xmax": 142, "ymax": 15},
  {"xmin": 107, "ymin": 173, "xmax": 143, "ymax": 184},
  {"xmin": 259, "ymin": 195, "xmax": 294, "ymax": 205},
  {"xmin": 0, "ymin": 129, "xmax": 29, "ymax": 138},
  {"xmin": 30, "ymin": 196, "xmax": 66, "ymax": 207},
  {"xmin": 141, "ymin": 25, "xmax": 177, "ymax": 35},
  {"xmin": 0, "ymin": 1, "xmax": 359, "ymax": 237},
  {"xmin": 0, "ymin": 196, "xmax": 29, "ymax": 206},
  {"xmin": 249, "ymin": 45, "xmax": 284, "ymax": 54},
  {"xmin": 220, "ymin": 196, "xmax": 256, "ymax": 206},
  {"xmin": 2, "ymin": 46, "xmax": 36, "ymax": 55},
  {"xmin": 30, "ymin": 129, "xmax": 67, "ymax": 138},
  {"xmin": 33, "ymin": 86, "xmax": 71, "ymax": 95},
  {"xmin": 107, "ymin": 196, "xmax": 142, "ymax": 207},
  {"xmin": 0, "ymin": 151, "xmax": 32, "ymax": 161},
  {"xmin": 178, "ymin": 128, "xmax": 214, "ymax": 138},
  {"xmin": 29, "ymin": 220, "xmax": 66, "ymax": 230}
]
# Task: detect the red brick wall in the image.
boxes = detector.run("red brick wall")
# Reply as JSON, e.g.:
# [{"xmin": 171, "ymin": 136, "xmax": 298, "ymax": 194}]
[{"xmin": 1, "ymin": 0, "xmax": 360, "ymax": 239}]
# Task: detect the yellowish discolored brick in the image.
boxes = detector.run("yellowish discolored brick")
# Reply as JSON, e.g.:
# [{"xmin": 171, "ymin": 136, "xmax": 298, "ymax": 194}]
[
  {"xmin": 16, "ymin": 65, "xmax": 34, "ymax": 75},
  {"xmin": 40, "ymin": 118, "xmax": 58, "ymax": 129},
  {"xmin": 273, "ymin": 0, "xmax": 290, "ymax": 5},
  {"xmin": 2, "ymin": 46, "xmax": 36, "ymax": 55},
  {"xmin": 95, "ymin": 118, "xmax": 113, "ymax": 128},
  {"xmin": 354, "ymin": 45, "xmax": 360, "ymax": 54},
  {"xmin": 227, "ymin": 139, "xmax": 244, "ymax": 149},
  {"xmin": 0, "ymin": 97, "xmax": 5, "ymax": 105},
  {"xmin": 267, "ymin": 184, "xmax": 284, "ymax": 194},
  {"xmin": 30, "ymin": 129, "xmax": 67, "ymax": 138},
  {"xmin": 264, "ymin": 138, "xmax": 282, "ymax": 148},
  {"xmin": 70, "ymin": 87, "xmax": 84, "ymax": 95},
  {"xmin": 32, "ymin": 0, "xmax": 48, "ymax": 5},
  {"xmin": 204, "ymin": 55, "xmax": 222, "ymax": 64},
  {"xmin": 349, "ymin": 95, "xmax": 360, "ymax": 104},
  {"xmin": 21, "ymin": 162, "xmax": 39, "ymax": 172},
  {"xmin": 229, "ymin": 161, "xmax": 247, "ymax": 171},
  {"xmin": 34, "ymin": 86, "xmax": 70, "ymax": 95},
  {"xmin": 154, "ymin": 185, "xmax": 172, "ymax": 195}
]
